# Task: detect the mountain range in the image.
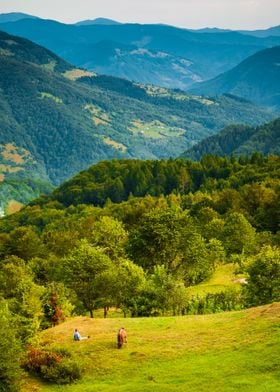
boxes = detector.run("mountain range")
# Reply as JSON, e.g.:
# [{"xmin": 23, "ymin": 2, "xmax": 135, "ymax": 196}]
[
  {"xmin": 190, "ymin": 46, "xmax": 280, "ymax": 109},
  {"xmin": 1, "ymin": 14, "xmax": 280, "ymax": 90},
  {"xmin": 0, "ymin": 30, "xmax": 276, "ymax": 209}
]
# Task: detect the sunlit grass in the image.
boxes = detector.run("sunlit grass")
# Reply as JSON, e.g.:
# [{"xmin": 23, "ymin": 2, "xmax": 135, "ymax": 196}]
[
  {"xmin": 40, "ymin": 92, "xmax": 63, "ymax": 104},
  {"xmin": 130, "ymin": 119, "xmax": 185, "ymax": 139},
  {"xmin": 22, "ymin": 303, "xmax": 280, "ymax": 391},
  {"xmin": 186, "ymin": 263, "xmax": 244, "ymax": 296}
]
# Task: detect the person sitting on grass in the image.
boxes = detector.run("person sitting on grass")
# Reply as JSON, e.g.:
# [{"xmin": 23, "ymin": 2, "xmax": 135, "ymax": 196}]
[{"xmin": 73, "ymin": 328, "xmax": 90, "ymax": 341}]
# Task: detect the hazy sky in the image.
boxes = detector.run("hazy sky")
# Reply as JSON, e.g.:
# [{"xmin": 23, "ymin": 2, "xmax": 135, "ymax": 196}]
[{"xmin": 0, "ymin": 0, "xmax": 279, "ymax": 30}]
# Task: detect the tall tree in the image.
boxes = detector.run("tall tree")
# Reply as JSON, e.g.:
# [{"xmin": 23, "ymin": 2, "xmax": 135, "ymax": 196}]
[
  {"xmin": 222, "ymin": 212, "xmax": 256, "ymax": 255},
  {"xmin": 127, "ymin": 208, "xmax": 182, "ymax": 270},
  {"xmin": 62, "ymin": 240, "xmax": 114, "ymax": 317},
  {"xmin": 245, "ymin": 246, "xmax": 280, "ymax": 306}
]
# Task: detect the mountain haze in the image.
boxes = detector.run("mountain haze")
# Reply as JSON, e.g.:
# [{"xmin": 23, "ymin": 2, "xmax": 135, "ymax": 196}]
[
  {"xmin": 75, "ymin": 18, "xmax": 121, "ymax": 26},
  {"xmin": 0, "ymin": 30, "xmax": 275, "ymax": 208},
  {"xmin": 0, "ymin": 12, "xmax": 38, "ymax": 23},
  {"xmin": 239, "ymin": 25, "xmax": 280, "ymax": 38},
  {"xmin": 190, "ymin": 46, "xmax": 280, "ymax": 109},
  {"xmin": 1, "ymin": 17, "xmax": 280, "ymax": 89}
]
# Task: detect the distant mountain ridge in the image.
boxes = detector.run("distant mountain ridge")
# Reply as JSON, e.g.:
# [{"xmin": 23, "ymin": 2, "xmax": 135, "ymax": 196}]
[
  {"xmin": 190, "ymin": 46, "xmax": 280, "ymax": 109},
  {"xmin": 0, "ymin": 30, "xmax": 275, "ymax": 208},
  {"xmin": 1, "ymin": 16, "xmax": 280, "ymax": 89},
  {"xmin": 0, "ymin": 12, "xmax": 38, "ymax": 23},
  {"xmin": 181, "ymin": 118, "xmax": 280, "ymax": 160},
  {"xmin": 75, "ymin": 18, "xmax": 121, "ymax": 26},
  {"xmin": 191, "ymin": 25, "xmax": 280, "ymax": 38},
  {"xmin": 239, "ymin": 25, "xmax": 280, "ymax": 38}
]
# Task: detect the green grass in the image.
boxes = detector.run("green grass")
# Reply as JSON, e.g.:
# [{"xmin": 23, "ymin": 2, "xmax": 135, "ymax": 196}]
[
  {"xmin": 40, "ymin": 92, "xmax": 63, "ymax": 104},
  {"xmin": 186, "ymin": 263, "xmax": 244, "ymax": 296},
  {"xmin": 130, "ymin": 119, "xmax": 185, "ymax": 139},
  {"xmin": 22, "ymin": 303, "xmax": 280, "ymax": 391}
]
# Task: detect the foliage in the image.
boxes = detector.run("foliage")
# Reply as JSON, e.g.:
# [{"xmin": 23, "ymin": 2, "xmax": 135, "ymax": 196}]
[
  {"xmin": 222, "ymin": 212, "xmax": 256, "ymax": 255},
  {"xmin": 23, "ymin": 346, "xmax": 82, "ymax": 384},
  {"xmin": 127, "ymin": 208, "xmax": 183, "ymax": 270},
  {"xmin": 0, "ymin": 154, "xmax": 278, "ymax": 335},
  {"xmin": 244, "ymin": 246, "xmax": 280, "ymax": 306},
  {"xmin": 41, "ymin": 282, "xmax": 74, "ymax": 329},
  {"xmin": 0, "ymin": 299, "xmax": 22, "ymax": 392},
  {"xmin": 182, "ymin": 118, "xmax": 280, "ymax": 160},
  {"xmin": 0, "ymin": 256, "xmax": 45, "ymax": 341},
  {"xmin": 184, "ymin": 289, "xmax": 244, "ymax": 315},
  {"xmin": 61, "ymin": 240, "xmax": 115, "ymax": 317}
]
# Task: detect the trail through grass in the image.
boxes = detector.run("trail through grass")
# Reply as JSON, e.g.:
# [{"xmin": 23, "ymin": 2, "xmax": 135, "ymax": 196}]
[{"xmin": 22, "ymin": 303, "xmax": 280, "ymax": 391}]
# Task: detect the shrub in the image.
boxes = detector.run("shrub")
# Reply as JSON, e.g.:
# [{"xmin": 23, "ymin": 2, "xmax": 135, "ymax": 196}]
[
  {"xmin": 40, "ymin": 358, "xmax": 82, "ymax": 384},
  {"xmin": 23, "ymin": 346, "xmax": 82, "ymax": 384},
  {"xmin": 244, "ymin": 246, "xmax": 280, "ymax": 306}
]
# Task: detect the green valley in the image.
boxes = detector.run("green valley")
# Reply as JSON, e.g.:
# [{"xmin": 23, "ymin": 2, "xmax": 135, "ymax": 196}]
[{"xmin": 0, "ymin": 30, "xmax": 276, "ymax": 210}]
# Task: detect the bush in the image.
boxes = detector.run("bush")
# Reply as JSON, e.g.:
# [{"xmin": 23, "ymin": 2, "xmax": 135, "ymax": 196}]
[
  {"xmin": 184, "ymin": 289, "xmax": 244, "ymax": 315},
  {"xmin": 40, "ymin": 358, "xmax": 83, "ymax": 384},
  {"xmin": 244, "ymin": 246, "xmax": 280, "ymax": 306},
  {"xmin": 23, "ymin": 346, "xmax": 82, "ymax": 384}
]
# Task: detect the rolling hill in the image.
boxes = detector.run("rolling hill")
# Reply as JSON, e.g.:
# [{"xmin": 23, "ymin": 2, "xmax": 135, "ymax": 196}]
[
  {"xmin": 181, "ymin": 117, "xmax": 280, "ymax": 160},
  {"xmin": 21, "ymin": 303, "xmax": 280, "ymax": 392},
  {"xmin": 1, "ymin": 17, "xmax": 280, "ymax": 89},
  {"xmin": 0, "ymin": 30, "xmax": 276, "ymax": 210},
  {"xmin": 239, "ymin": 25, "xmax": 280, "ymax": 38},
  {"xmin": 190, "ymin": 46, "xmax": 280, "ymax": 109}
]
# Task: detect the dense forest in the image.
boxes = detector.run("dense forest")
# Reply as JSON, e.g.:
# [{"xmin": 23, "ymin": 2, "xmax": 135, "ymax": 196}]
[
  {"xmin": 181, "ymin": 117, "xmax": 280, "ymax": 160},
  {"xmin": 190, "ymin": 45, "xmax": 280, "ymax": 109},
  {"xmin": 0, "ymin": 154, "xmax": 279, "ymax": 388}
]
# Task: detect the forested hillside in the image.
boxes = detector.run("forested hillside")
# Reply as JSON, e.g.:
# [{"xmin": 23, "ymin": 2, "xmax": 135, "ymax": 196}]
[
  {"xmin": 181, "ymin": 117, "xmax": 280, "ymax": 160},
  {"xmin": 190, "ymin": 46, "xmax": 280, "ymax": 109},
  {"xmin": 0, "ymin": 154, "xmax": 279, "ymax": 389},
  {"xmin": 1, "ymin": 31, "xmax": 275, "ymax": 210}
]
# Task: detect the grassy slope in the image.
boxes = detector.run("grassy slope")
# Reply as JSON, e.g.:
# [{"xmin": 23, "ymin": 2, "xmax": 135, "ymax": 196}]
[
  {"xmin": 23, "ymin": 302, "xmax": 280, "ymax": 392},
  {"xmin": 186, "ymin": 263, "xmax": 243, "ymax": 296}
]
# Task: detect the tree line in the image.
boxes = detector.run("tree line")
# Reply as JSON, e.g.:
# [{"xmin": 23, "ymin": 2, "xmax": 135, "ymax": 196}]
[{"xmin": 0, "ymin": 154, "xmax": 279, "ymax": 389}]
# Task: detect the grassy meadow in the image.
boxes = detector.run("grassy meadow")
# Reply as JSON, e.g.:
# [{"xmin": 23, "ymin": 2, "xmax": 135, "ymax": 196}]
[{"xmin": 22, "ymin": 302, "xmax": 280, "ymax": 392}]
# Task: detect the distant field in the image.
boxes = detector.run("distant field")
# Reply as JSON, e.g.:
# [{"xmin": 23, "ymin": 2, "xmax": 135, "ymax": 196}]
[
  {"xmin": 130, "ymin": 119, "xmax": 185, "ymax": 139},
  {"xmin": 186, "ymin": 263, "xmax": 244, "ymax": 296},
  {"xmin": 22, "ymin": 302, "xmax": 280, "ymax": 391}
]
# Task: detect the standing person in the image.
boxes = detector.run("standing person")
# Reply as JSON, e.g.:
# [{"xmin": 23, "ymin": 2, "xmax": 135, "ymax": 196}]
[{"xmin": 73, "ymin": 328, "xmax": 89, "ymax": 341}]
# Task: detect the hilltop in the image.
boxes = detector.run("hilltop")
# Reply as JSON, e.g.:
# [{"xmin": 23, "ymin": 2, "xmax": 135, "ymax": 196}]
[
  {"xmin": 190, "ymin": 46, "xmax": 280, "ymax": 109},
  {"xmin": 22, "ymin": 302, "xmax": 280, "ymax": 391},
  {"xmin": 75, "ymin": 18, "xmax": 121, "ymax": 26},
  {"xmin": 0, "ymin": 12, "xmax": 38, "ymax": 23},
  {"xmin": 181, "ymin": 117, "xmax": 280, "ymax": 160}
]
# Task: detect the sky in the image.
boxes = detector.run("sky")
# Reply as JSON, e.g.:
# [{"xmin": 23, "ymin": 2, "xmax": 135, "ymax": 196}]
[{"xmin": 0, "ymin": 0, "xmax": 279, "ymax": 30}]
